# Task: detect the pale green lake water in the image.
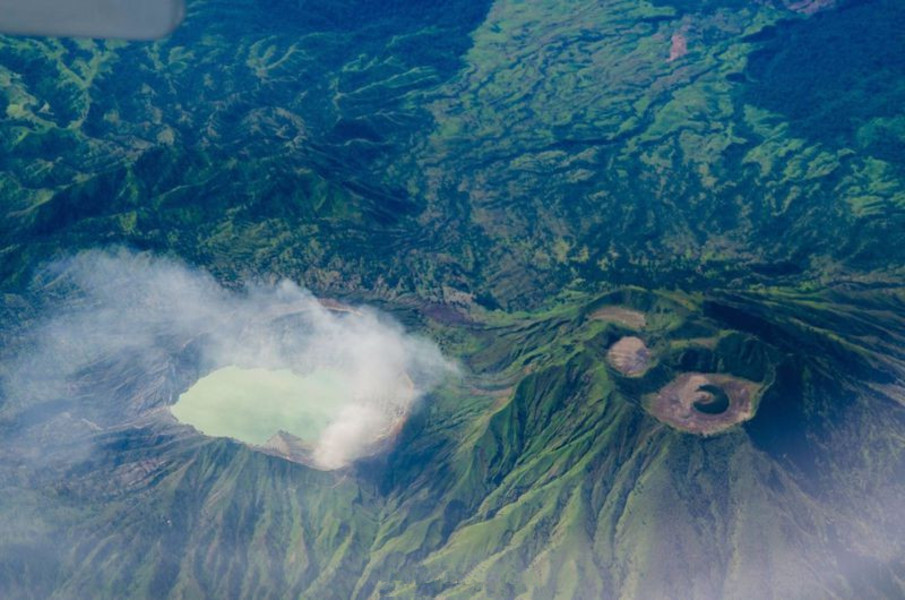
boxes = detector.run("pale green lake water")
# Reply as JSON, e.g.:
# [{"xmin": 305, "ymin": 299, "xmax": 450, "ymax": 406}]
[{"xmin": 170, "ymin": 366, "xmax": 350, "ymax": 445}]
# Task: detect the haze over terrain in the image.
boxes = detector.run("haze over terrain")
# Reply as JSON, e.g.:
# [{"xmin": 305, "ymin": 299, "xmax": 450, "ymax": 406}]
[{"xmin": 0, "ymin": 0, "xmax": 903, "ymax": 598}]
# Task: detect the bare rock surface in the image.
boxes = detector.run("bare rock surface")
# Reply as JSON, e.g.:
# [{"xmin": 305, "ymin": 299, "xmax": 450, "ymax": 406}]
[
  {"xmin": 606, "ymin": 336, "xmax": 651, "ymax": 377},
  {"xmin": 645, "ymin": 373, "xmax": 761, "ymax": 435},
  {"xmin": 591, "ymin": 306, "xmax": 647, "ymax": 330}
]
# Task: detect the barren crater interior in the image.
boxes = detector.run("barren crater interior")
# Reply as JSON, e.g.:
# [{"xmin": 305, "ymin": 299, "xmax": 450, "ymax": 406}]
[{"xmin": 170, "ymin": 366, "xmax": 351, "ymax": 446}]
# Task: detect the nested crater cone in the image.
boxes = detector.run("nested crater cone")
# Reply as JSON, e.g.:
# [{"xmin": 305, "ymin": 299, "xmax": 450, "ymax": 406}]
[{"xmin": 645, "ymin": 372, "xmax": 761, "ymax": 435}]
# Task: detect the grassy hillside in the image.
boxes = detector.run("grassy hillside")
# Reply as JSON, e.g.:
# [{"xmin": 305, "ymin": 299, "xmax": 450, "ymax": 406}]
[{"xmin": 1, "ymin": 286, "xmax": 903, "ymax": 599}]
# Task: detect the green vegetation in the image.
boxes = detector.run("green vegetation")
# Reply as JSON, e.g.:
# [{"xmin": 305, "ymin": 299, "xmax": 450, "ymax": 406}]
[{"xmin": 0, "ymin": 0, "xmax": 904, "ymax": 598}]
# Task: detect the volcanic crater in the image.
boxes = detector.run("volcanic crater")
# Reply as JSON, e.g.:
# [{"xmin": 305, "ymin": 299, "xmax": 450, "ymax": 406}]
[{"xmin": 645, "ymin": 372, "xmax": 761, "ymax": 435}]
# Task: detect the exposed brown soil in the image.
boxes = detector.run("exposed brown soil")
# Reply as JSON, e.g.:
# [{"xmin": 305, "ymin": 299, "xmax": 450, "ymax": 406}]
[
  {"xmin": 668, "ymin": 32, "xmax": 688, "ymax": 62},
  {"xmin": 591, "ymin": 306, "xmax": 647, "ymax": 329},
  {"xmin": 645, "ymin": 373, "xmax": 761, "ymax": 435},
  {"xmin": 259, "ymin": 430, "xmax": 315, "ymax": 464},
  {"xmin": 607, "ymin": 336, "xmax": 651, "ymax": 377},
  {"xmin": 257, "ymin": 408, "xmax": 409, "ymax": 469}
]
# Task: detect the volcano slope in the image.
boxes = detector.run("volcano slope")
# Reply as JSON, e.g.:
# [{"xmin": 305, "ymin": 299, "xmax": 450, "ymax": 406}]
[
  {"xmin": 0, "ymin": 0, "xmax": 904, "ymax": 598},
  {"xmin": 1, "ymin": 284, "xmax": 903, "ymax": 599}
]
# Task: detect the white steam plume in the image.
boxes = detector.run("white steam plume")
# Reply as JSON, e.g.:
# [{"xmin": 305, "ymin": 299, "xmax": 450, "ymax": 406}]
[{"xmin": 6, "ymin": 248, "xmax": 454, "ymax": 469}]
